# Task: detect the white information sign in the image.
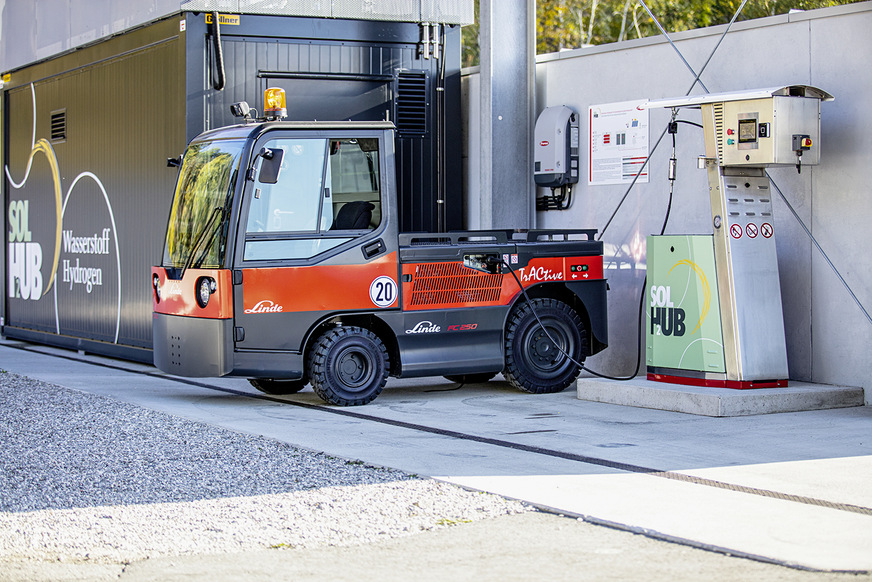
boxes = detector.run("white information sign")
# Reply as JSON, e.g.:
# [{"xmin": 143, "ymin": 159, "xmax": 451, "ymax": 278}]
[{"xmin": 588, "ymin": 100, "xmax": 649, "ymax": 186}]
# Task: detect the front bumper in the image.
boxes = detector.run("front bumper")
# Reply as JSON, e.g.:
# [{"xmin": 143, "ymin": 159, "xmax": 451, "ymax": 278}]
[{"xmin": 152, "ymin": 313, "xmax": 234, "ymax": 377}]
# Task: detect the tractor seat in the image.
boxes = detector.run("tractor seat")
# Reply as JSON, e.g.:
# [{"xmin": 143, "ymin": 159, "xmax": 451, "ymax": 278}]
[{"xmin": 332, "ymin": 201, "xmax": 374, "ymax": 230}]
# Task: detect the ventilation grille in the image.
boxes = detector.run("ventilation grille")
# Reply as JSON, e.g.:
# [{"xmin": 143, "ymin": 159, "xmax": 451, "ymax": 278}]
[
  {"xmin": 712, "ymin": 103, "xmax": 724, "ymax": 164},
  {"xmin": 395, "ymin": 71, "xmax": 428, "ymax": 135},
  {"xmin": 410, "ymin": 262, "xmax": 502, "ymax": 306},
  {"xmin": 50, "ymin": 110, "xmax": 66, "ymax": 143}
]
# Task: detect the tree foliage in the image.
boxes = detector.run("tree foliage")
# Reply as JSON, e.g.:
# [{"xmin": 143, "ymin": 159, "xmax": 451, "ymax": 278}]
[{"xmin": 462, "ymin": 0, "xmax": 862, "ymax": 67}]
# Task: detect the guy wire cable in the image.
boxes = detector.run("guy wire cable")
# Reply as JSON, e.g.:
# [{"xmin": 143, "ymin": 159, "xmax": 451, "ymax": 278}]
[
  {"xmin": 766, "ymin": 172, "xmax": 872, "ymax": 327},
  {"xmin": 598, "ymin": 0, "xmax": 749, "ymax": 242}
]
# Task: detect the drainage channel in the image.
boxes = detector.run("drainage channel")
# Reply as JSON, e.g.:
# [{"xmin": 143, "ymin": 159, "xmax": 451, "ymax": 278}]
[{"xmin": 9, "ymin": 342, "xmax": 872, "ymax": 520}]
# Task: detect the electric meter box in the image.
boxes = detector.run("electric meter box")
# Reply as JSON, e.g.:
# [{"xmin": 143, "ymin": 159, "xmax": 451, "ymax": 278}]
[{"xmin": 534, "ymin": 105, "xmax": 579, "ymax": 187}]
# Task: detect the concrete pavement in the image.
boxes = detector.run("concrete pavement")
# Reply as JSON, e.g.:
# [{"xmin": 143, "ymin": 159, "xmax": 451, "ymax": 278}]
[
  {"xmin": 0, "ymin": 339, "xmax": 870, "ymax": 575},
  {"xmin": 5, "ymin": 512, "xmax": 867, "ymax": 582}
]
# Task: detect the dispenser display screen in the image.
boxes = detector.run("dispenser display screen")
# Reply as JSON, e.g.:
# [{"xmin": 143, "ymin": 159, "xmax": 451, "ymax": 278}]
[{"xmin": 738, "ymin": 118, "xmax": 758, "ymax": 143}]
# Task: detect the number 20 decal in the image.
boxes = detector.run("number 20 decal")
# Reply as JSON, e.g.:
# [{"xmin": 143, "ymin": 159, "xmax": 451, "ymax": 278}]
[{"xmin": 369, "ymin": 276, "xmax": 398, "ymax": 308}]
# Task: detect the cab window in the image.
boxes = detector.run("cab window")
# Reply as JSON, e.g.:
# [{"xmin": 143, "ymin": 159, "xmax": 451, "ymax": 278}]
[
  {"xmin": 243, "ymin": 136, "xmax": 381, "ymax": 261},
  {"xmin": 245, "ymin": 138, "xmax": 327, "ymax": 234},
  {"xmin": 328, "ymin": 138, "xmax": 381, "ymax": 231}
]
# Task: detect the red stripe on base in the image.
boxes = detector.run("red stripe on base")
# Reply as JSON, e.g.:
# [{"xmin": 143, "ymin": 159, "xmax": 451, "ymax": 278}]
[{"xmin": 647, "ymin": 373, "xmax": 788, "ymax": 390}]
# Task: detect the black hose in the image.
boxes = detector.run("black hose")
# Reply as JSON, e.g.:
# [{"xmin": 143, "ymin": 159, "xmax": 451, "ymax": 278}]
[{"xmin": 210, "ymin": 12, "xmax": 226, "ymax": 91}]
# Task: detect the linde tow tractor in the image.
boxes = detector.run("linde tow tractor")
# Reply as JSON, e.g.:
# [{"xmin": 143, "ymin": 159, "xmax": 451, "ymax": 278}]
[
  {"xmin": 152, "ymin": 88, "xmax": 609, "ymax": 406},
  {"xmin": 642, "ymin": 85, "xmax": 832, "ymax": 388}
]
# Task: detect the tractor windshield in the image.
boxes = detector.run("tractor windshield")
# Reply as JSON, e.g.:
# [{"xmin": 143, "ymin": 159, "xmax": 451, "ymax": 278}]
[{"xmin": 162, "ymin": 139, "xmax": 244, "ymax": 270}]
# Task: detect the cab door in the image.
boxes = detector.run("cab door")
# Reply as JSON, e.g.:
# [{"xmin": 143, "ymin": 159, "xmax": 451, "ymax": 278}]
[{"xmin": 232, "ymin": 131, "xmax": 398, "ymax": 354}]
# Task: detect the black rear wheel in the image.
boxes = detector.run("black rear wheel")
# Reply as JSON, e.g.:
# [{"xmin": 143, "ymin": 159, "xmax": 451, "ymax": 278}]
[
  {"xmin": 504, "ymin": 298, "xmax": 586, "ymax": 394},
  {"xmin": 249, "ymin": 378, "xmax": 307, "ymax": 395},
  {"xmin": 308, "ymin": 326, "xmax": 389, "ymax": 406}
]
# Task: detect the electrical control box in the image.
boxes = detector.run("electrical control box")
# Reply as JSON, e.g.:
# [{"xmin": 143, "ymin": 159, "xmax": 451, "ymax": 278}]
[
  {"xmin": 714, "ymin": 96, "xmax": 823, "ymax": 167},
  {"xmin": 534, "ymin": 105, "xmax": 579, "ymax": 188}
]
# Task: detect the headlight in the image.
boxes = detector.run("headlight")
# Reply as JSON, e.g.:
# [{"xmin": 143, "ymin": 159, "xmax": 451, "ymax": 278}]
[
  {"xmin": 196, "ymin": 277, "xmax": 216, "ymax": 308},
  {"xmin": 152, "ymin": 274, "xmax": 161, "ymax": 302}
]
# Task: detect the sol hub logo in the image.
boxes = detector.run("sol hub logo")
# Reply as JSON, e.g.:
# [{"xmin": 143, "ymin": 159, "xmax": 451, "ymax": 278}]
[
  {"xmin": 8, "ymin": 200, "xmax": 43, "ymax": 300},
  {"xmin": 649, "ymin": 285, "xmax": 685, "ymax": 337}
]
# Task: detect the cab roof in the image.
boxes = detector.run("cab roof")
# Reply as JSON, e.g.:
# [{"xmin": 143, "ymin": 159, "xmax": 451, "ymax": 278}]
[{"xmin": 192, "ymin": 120, "xmax": 396, "ymax": 143}]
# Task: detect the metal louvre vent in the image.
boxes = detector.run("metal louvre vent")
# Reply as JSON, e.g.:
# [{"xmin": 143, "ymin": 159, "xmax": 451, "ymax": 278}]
[
  {"xmin": 713, "ymin": 103, "xmax": 724, "ymax": 164},
  {"xmin": 395, "ymin": 71, "xmax": 428, "ymax": 135},
  {"xmin": 50, "ymin": 110, "xmax": 66, "ymax": 143},
  {"xmin": 410, "ymin": 262, "xmax": 502, "ymax": 306}
]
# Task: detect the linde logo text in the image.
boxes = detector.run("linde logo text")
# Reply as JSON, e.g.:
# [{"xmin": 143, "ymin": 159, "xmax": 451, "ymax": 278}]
[
  {"xmin": 405, "ymin": 321, "xmax": 441, "ymax": 334},
  {"xmin": 244, "ymin": 300, "xmax": 284, "ymax": 314}
]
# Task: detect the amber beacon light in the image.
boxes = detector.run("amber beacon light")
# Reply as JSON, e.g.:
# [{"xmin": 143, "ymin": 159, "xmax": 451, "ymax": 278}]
[{"xmin": 264, "ymin": 87, "xmax": 287, "ymax": 119}]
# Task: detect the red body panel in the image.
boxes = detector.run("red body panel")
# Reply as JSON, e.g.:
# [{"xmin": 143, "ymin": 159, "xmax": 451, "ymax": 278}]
[
  {"xmin": 402, "ymin": 255, "xmax": 604, "ymax": 311},
  {"xmin": 152, "ymin": 268, "xmax": 233, "ymax": 319},
  {"xmin": 241, "ymin": 252, "xmax": 399, "ymax": 314}
]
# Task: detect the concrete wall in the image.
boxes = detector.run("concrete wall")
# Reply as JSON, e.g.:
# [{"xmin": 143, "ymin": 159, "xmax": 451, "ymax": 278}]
[{"xmin": 463, "ymin": 2, "xmax": 872, "ymax": 403}]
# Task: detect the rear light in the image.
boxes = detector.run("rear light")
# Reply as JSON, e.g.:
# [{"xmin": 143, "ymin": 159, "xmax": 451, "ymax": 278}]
[{"xmin": 196, "ymin": 277, "xmax": 217, "ymax": 308}]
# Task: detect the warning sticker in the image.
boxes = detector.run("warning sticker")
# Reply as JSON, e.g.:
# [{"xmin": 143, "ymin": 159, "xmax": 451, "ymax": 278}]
[
  {"xmin": 746, "ymin": 223, "xmax": 759, "ymax": 238},
  {"xmin": 761, "ymin": 222, "xmax": 774, "ymax": 238},
  {"xmin": 730, "ymin": 224, "xmax": 743, "ymax": 239}
]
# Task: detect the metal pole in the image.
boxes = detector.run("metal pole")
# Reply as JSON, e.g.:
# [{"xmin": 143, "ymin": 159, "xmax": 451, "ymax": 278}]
[{"xmin": 479, "ymin": 0, "xmax": 536, "ymax": 230}]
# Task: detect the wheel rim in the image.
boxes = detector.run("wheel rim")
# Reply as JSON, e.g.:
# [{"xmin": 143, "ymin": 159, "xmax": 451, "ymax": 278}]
[
  {"xmin": 525, "ymin": 319, "xmax": 572, "ymax": 374},
  {"xmin": 334, "ymin": 346, "xmax": 375, "ymax": 390}
]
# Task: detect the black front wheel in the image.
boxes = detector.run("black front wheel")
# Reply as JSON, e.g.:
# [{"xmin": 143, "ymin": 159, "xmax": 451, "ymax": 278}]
[
  {"xmin": 249, "ymin": 378, "xmax": 307, "ymax": 395},
  {"xmin": 308, "ymin": 326, "xmax": 389, "ymax": 406},
  {"xmin": 504, "ymin": 298, "xmax": 586, "ymax": 394}
]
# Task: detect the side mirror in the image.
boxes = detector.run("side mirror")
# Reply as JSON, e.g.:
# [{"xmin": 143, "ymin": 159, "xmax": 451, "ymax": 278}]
[
  {"xmin": 257, "ymin": 148, "xmax": 284, "ymax": 184},
  {"xmin": 167, "ymin": 155, "xmax": 182, "ymax": 168}
]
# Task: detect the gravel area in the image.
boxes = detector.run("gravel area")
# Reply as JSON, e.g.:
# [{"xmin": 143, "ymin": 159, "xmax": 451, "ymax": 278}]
[{"xmin": 0, "ymin": 371, "xmax": 529, "ymax": 564}]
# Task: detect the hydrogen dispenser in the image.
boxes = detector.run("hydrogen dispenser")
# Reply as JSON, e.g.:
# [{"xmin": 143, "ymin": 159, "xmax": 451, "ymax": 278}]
[{"xmin": 643, "ymin": 85, "xmax": 833, "ymax": 389}]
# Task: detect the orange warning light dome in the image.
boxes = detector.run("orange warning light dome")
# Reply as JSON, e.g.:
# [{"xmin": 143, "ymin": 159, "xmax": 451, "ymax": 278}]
[{"xmin": 264, "ymin": 87, "xmax": 287, "ymax": 119}]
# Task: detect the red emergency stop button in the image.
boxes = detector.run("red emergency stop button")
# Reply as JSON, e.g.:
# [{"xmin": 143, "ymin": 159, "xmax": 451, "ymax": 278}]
[{"xmin": 793, "ymin": 134, "xmax": 813, "ymax": 152}]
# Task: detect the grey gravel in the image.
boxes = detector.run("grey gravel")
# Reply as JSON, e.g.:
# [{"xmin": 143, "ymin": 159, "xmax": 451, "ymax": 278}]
[{"xmin": 0, "ymin": 371, "xmax": 529, "ymax": 564}]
